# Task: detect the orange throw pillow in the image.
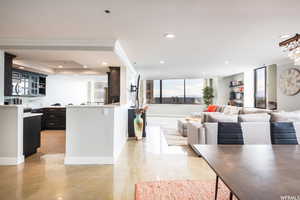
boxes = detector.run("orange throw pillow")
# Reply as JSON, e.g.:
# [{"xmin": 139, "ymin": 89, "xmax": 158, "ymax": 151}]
[{"xmin": 207, "ymin": 105, "xmax": 217, "ymax": 112}]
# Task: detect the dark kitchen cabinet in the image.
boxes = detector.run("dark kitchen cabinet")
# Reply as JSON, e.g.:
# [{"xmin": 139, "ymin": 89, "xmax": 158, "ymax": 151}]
[
  {"xmin": 107, "ymin": 67, "xmax": 120, "ymax": 104},
  {"xmin": 11, "ymin": 69, "xmax": 47, "ymax": 97},
  {"xmin": 4, "ymin": 53, "xmax": 16, "ymax": 96},
  {"xmin": 23, "ymin": 115, "xmax": 41, "ymax": 157},
  {"xmin": 44, "ymin": 108, "xmax": 66, "ymax": 130}
]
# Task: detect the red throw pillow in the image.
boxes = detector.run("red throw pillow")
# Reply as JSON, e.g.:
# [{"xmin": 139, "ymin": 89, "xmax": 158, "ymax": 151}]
[{"xmin": 207, "ymin": 105, "xmax": 217, "ymax": 112}]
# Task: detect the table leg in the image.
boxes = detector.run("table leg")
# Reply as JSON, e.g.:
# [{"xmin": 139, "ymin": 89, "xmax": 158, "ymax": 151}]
[
  {"xmin": 215, "ymin": 175, "xmax": 219, "ymax": 200},
  {"xmin": 229, "ymin": 191, "xmax": 233, "ymax": 200}
]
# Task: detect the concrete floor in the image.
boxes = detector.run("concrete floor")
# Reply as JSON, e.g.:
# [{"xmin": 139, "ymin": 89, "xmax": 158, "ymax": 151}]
[{"xmin": 0, "ymin": 119, "xmax": 214, "ymax": 200}]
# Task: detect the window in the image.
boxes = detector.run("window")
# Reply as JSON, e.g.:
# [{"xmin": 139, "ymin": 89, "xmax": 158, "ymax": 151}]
[
  {"xmin": 254, "ymin": 67, "xmax": 267, "ymax": 109},
  {"xmin": 162, "ymin": 79, "xmax": 184, "ymax": 103},
  {"xmin": 185, "ymin": 79, "xmax": 204, "ymax": 104},
  {"xmin": 146, "ymin": 79, "xmax": 204, "ymax": 104}
]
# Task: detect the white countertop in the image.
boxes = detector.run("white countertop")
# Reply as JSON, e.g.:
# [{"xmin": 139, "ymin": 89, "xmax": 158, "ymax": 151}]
[
  {"xmin": 66, "ymin": 104, "xmax": 119, "ymax": 108},
  {"xmin": 23, "ymin": 113, "xmax": 43, "ymax": 118}
]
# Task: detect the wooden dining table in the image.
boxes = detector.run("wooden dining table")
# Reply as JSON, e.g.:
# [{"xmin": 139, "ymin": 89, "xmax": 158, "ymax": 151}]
[{"xmin": 193, "ymin": 145, "xmax": 300, "ymax": 200}]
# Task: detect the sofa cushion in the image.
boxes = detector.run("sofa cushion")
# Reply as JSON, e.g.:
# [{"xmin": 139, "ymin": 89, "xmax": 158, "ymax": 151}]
[
  {"xmin": 271, "ymin": 111, "xmax": 300, "ymax": 122},
  {"xmin": 270, "ymin": 122, "xmax": 298, "ymax": 144},
  {"xmin": 217, "ymin": 122, "xmax": 244, "ymax": 144},
  {"xmin": 223, "ymin": 106, "xmax": 241, "ymax": 115},
  {"xmin": 207, "ymin": 113, "xmax": 238, "ymax": 123},
  {"xmin": 241, "ymin": 107, "xmax": 272, "ymax": 114},
  {"xmin": 238, "ymin": 113, "xmax": 271, "ymax": 122}
]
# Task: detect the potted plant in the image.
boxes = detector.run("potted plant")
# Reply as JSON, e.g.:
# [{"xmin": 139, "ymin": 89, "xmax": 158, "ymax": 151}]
[{"xmin": 203, "ymin": 86, "xmax": 214, "ymax": 106}]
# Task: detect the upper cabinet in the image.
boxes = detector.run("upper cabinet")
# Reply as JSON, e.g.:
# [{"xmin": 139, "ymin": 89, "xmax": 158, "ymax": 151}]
[
  {"xmin": 4, "ymin": 53, "xmax": 16, "ymax": 96},
  {"xmin": 4, "ymin": 52, "xmax": 47, "ymax": 97},
  {"xmin": 11, "ymin": 69, "xmax": 47, "ymax": 97}
]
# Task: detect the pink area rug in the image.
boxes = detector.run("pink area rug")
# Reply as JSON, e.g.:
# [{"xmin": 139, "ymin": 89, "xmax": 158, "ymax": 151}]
[{"xmin": 135, "ymin": 180, "xmax": 237, "ymax": 200}]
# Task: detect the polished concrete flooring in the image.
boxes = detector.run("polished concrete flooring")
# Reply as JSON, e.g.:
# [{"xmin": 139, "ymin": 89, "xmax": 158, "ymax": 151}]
[{"xmin": 0, "ymin": 120, "xmax": 214, "ymax": 200}]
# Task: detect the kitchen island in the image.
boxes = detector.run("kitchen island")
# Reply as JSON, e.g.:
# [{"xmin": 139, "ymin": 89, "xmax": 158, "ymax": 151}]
[{"xmin": 64, "ymin": 105, "xmax": 128, "ymax": 165}]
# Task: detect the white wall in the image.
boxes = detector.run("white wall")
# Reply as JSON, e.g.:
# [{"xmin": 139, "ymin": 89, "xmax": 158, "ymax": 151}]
[
  {"xmin": 147, "ymin": 104, "xmax": 205, "ymax": 117},
  {"xmin": 0, "ymin": 50, "xmax": 4, "ymax": 104},
  {"xmin": 215, "ymin": 73, "xmax": 244, "ymax": 106},
  {"xmin": 277, "ymin": 63, "xmax": 300, "ymax": 111},
  {"xmin": 20, "ymin": 75, "xmax": 107, "ymax": 107},
  {"xmin": 244, "ymin": 69, "xmax": 255, "ymax": 107}
]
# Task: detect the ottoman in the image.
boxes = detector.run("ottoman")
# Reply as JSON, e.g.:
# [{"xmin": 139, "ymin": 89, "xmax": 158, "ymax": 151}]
[{"xmin": 177, "ymin": 119, "xmax": 188, "ymax": 137}]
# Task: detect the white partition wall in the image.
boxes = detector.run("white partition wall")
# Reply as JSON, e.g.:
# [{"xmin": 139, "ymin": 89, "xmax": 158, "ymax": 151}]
[
  {"xmin": 0, "ymin": 50, "xmax": 4, "ymax": 105},
  {"xmin": 0, "ymin": 105, "xmax": 24, "ymax": 165},
  {"xmin": 65, "ymin": 105, "xmax": 128, "ymax": 165}
]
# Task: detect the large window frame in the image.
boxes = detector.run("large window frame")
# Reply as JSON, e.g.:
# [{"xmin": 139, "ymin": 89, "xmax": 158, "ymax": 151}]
[{"xmin": 153, "ymin": 79, "xmax": 203, "ymax": 104}]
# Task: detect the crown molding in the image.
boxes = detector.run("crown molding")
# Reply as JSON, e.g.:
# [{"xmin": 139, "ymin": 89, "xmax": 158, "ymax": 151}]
[{"xmin": 0, "ymin": 38, "xmax": 115, "ymax": 51}]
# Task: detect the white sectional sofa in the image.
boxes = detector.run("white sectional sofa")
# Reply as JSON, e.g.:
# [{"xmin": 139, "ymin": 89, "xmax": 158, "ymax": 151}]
[{"xmin": 188, "ymin": 122, "xmax": 300, "ymax": 145}]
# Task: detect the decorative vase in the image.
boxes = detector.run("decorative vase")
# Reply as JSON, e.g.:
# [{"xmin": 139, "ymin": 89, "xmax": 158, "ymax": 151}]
[{"xmin": 134, "ymin": 113, "xmax": 144, "ymax": 140}]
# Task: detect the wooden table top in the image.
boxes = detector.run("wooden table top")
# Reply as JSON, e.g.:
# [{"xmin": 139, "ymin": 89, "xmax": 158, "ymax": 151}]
[{"xmin": 193, "ymin": 145, "xmax": 300, "ymax": 200}]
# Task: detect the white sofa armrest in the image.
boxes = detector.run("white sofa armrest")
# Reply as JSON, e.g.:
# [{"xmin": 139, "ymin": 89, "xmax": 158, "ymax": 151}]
[{"xmin": 187, "ymin": 122, "xmax": 204, "ymax": 145}]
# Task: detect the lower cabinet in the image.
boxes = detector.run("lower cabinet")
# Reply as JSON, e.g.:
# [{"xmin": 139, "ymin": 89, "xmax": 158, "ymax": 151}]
[
  {"xmin": 23, "ymin": 115, "xmax": 41, "ymax": 157},
  {"xmin": 44, "ymin": 108, "xmax": 66, "ymax": 130}
]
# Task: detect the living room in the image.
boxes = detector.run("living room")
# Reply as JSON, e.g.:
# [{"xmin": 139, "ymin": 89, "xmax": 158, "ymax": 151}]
[{"xmin": 1, "ymin": 1, "xmax": 300, "ymax": 200}]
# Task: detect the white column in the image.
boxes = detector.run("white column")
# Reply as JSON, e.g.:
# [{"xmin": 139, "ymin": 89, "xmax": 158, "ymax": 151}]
[
  {"xmin": 244, "ymin": 69, "xmax": 254, "ymax": 107},
  {"xmin": 0, "ymin": 105, "xmax": 24, "ymax": 165},
  {"xmin": 0, "ymin": 50, "xmax": 4, "ymax": 105}
]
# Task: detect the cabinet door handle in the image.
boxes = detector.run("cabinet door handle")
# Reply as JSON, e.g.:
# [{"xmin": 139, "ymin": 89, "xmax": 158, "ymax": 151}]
[{"xmin": 49, "ymin": 123, "xmax": 55, "ymax": 125}]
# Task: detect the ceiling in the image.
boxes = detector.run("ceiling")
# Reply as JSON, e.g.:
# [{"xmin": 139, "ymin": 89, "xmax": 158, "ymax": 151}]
[
  {"xmin": 7, "ymin": 49, "xmax": 120, "ymax": 68},
  {"xmin": 0, "ymin": 0, "xmax": 299, "ymax": 79}
]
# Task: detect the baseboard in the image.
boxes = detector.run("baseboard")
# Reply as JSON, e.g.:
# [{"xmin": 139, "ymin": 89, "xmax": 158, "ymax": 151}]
[
  {"xmin": 64, "ymin": 156, "xmax": 114, "ymax": 165},
  {"xmin": 0, "ymin": 156, "xmax": 24, "ymax": 165}
]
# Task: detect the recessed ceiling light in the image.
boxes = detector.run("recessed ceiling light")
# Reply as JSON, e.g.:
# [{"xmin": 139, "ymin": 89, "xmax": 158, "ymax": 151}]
[
  {"xmin": 225, "ymin": 61, "xmax": 230, "ymax": 65},
  {"xmin": 102, "ymin": 62, "xmax": 108, "ymax": 66},
  {"xmin": 58, "ymin": 65, "xmax": 63, "ymax": 68},
  {"xmin": 280, "ymin": 34, "xmax": 292, "ymax": 39},
  {"xmin": 160, "ymin": 60, "xmax": 165, "ymax": 64},
  {"xmin": 19, "ymin": 66, "xmax": 24, "ymax": 69},
  {"xmin": 104, "ymin": 10, "xmax": 111, "ymax": 14},
  {"xmin": 83, "ymin": 65, "xmax": 88, "ymax": 69},
  {"xmin": 164, "ymin": 33, "xmax": 176, "ymax": 39}
]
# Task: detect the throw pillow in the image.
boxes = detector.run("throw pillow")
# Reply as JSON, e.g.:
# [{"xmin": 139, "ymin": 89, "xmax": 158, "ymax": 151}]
[
  {"xmin": 223, "ymin": 106, "xmax": 241, "ymax": 115},
  {"xmin": 207, "ymin": 105, "xmax": 217, "ymax": 112}
]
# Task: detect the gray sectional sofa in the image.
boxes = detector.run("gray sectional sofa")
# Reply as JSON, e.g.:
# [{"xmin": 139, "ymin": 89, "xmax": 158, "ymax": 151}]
[{"xmin": 187, "ymin": 106, "xmax": 300, "ymax": 145}]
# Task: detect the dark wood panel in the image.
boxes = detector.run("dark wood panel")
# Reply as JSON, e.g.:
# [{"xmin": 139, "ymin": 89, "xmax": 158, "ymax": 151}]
[
  {"xmin": 193, "ymin": 145, "xmax": 300, "ymax": 200},
  {"xmin": 23, "ymin": 116, "xmax": 41, "ymax": 157},
  {"xmin": 107, "ymin": 67, "xmax": 120, "ymax": 104}
]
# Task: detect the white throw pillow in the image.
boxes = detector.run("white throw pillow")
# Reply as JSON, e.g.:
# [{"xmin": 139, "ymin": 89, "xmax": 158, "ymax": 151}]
[
  {"xmin": 239, "ymin": 113, "xmax": 271, "ymax": 122},
  {"xmin": 223, "ymin": 106, "xmax": 241, "ymax": 115}
]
